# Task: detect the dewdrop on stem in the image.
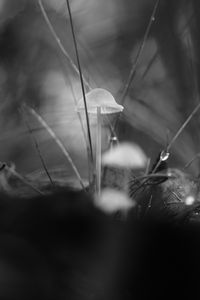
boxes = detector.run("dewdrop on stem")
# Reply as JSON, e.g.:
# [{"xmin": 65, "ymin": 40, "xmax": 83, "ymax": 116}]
[
  {"xmin": 110, "ymin": 136, "xmax": 118, "ymax": 149},
  {"xmin": 77, "ymin": 88, "xmax": 123, "ymax": 199},
  {"xmin": 160, "ymin": 150, "xmax": 170, "ymax": 161}
]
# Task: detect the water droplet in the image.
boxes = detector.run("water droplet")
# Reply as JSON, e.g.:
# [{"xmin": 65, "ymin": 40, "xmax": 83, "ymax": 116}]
[
  {"xmin": 111, "ymin": 136, "xmax": 118, "ymax": 142},
  {"xmin": 110, "ymin": 136, "xmax": 118, "ymax": 149},
  {"xmin": 160, "ymin": 151, "xmax": 170, "ymax": 161}
]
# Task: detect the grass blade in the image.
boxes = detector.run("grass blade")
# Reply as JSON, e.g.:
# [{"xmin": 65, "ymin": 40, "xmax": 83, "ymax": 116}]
[
  {"xmin": 24, "ymin": 104, "xmax": 86, "ymax": 191},
  {"xmin": 166, "ymin": 102, "xmax": 200, "ymax": 152},
  {"xmin": 2, "ymin": 163, "xmax": 44, "ymax": 196},
  {"xmin": 38, "ymin": 0, "xmax": 93, "ymax": 182},
  {"xmin": 120, "ymin": 0, "xmax": 160, "ymax": 106},
  {"xmin": 65, "ymin": 0, "xmax": 94, "ymax": 165},
  {"xmin": 152, "ymin": 101, "xmax": 200, "ymax": 173},
  {"xmin": 113, "ymin": 0, "xmax": 160, "ymax": 133},
  {"xmin": 37, "ymin": 0, "xmax": 91, "ymax": 90},
  {"xmin": 19, "ymin": 107, "xmax": 54, "ymax": 186}
]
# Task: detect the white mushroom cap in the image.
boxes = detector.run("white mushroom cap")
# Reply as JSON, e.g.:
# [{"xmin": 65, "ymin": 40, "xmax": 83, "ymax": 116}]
[
  {"xmin": 76, "ymin": 88, "xmax": 123, "ymax": 114},
  {"xmin": 102, "ymin": 142, "xmax": 147, "ymax": 169},
  {"xmin": 94, "ymin": 188, "xmax": 135, "ymax": 214}
]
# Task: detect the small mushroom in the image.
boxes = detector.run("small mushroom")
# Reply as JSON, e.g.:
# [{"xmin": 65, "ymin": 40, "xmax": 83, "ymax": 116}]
[
  {"xmin": 76, "ymin": 88, "xmax": 123, "ymax": 114},
  {"xmin": 77, "ymin": 88, "xmax": 123, "ymax": 199},
  {"xmin": 94, "ymin": 188, "xmax": 135, "ymax": 214},
  {"xmin": 102, "ymin": 142, "xmax": 147, "ymax": 169}
]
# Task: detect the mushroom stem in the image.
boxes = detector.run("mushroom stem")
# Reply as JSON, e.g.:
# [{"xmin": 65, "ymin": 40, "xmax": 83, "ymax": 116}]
[{"xmin": 96, "ymin": 107, "xmax": 102, "ymax": 200}]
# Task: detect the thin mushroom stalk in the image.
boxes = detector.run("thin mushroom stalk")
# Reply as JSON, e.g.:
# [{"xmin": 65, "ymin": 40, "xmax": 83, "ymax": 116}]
[
  {"xmin": 96, "ymin": 107, "xmax": 102, "ymax": 200},
  {"xmin": 76, "ymin": 88, "xmax": 124, "ymax": 198}
]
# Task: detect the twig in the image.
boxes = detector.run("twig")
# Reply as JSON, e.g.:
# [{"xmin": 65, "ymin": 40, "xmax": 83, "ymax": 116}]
[{"xmin": 24, "ymin": 104, "xmax": 86, "ymax": 191}]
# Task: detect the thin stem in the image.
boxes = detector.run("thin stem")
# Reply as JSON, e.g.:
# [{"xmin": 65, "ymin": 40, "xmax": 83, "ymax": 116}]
[
  {"xmin": 38, "ymin": 1, "xmax": 93, "ymax": 182},
  {"xmin": 96, "ymin": 107, "xmax": 101, "ymax": 200},
  {"xmin": 167, "ymin": 102, "xmax": 200, "ymax": 152},
  {"xmin": 120, "ymin": 0, "xmax": 160, "ymax": 104},
  {"xmin": 104, "ymin": 114, "xmax": 118, "ymax": 143},
  {"xmin": 129, "ymin": 101, "xmax": 200, "ymax": 195},
  {"xmin": 151, "ymin": 102, "xmax": 200, "ymax": 174},
  {"xmin": 65, "ymin": 0, "xmax": 94, "ymax": 165},
  {"xmin": 4, "ymin": 164, "xmax": 44, "ymax": 196},
  {"xmin": 144, "ymin": 158, "xmax": 151, "ymax": 175},
  {"xmin": 141, "ymin": 12, "xmax": 194, "ymax": 81},
  {"xmin": 20, "ymin": 107, "xmax": 54, "ymax": 186},
  {"xmin": 37, "ymin": 0, "xmax": 91, "ymax": 90},
  {"xmin": 24, "ymin": 104, "xmax": 86, "ymax": 191},
  {"xmin": 113, "ymin": 0, "xmax": 160, "ymax": 132},
  {"xmin": 141, "ymin": 52, "xmax": 158, "ymax": 80},
  {"xmin": 129, "ymin": 173, "xmax": 174, "ymax": 182},
  {"xmin": 184, "ymin": 153, "xmax": 200, "ymax": 170},
  {"xmin": 64, "ymin": 67, "xmax": 92, "ymax": 184}
]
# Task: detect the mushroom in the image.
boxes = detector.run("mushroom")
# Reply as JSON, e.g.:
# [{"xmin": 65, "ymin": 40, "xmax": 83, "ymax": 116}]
[
  {"xmin": 77, "ymin": 88, "xmax": 123, "ymax": 199},
  {"xmin": 94, "ymin": 188, "xmax": 135, "ymax": 214},
  {"xmin": 102, "ymin": 142, "xmax": 147, "ymax": 169}
]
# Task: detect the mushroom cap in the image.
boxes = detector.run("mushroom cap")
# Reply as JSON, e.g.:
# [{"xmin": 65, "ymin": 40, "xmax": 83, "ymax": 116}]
[
  {"xmin": 76, "ymin": 88, "xmax": 123, "ymax": 114},
  {"xmin": 95, "ymin": 188, "xmax": 135, "ymax": 213},
  {"xmin": 102, "ymin": 142, "xmax": 147, "ymax": 169}
]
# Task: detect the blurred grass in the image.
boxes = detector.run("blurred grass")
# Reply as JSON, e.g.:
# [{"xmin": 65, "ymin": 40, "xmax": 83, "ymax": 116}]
[{"xmin": 0, "ymin": 0, "xmax": 199, "ymax": 180}]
